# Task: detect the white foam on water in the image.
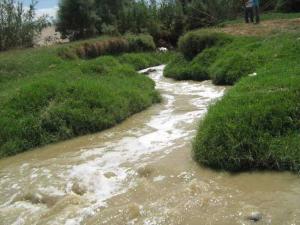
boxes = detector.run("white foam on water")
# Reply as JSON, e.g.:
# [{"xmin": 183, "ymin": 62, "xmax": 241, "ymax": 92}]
[
  {"xmin": 60, "ymin": 66, "xmax": 225, "ymax": 224},
  {"xmin": 0, "ymin": 65, "xmax": 225, "ymax": 225},
  {"xmin": 153, "ymin": 176, "xmax": 166, "ymax": 182}
]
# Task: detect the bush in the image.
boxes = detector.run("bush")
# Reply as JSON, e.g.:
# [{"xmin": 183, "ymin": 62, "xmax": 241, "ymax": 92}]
[
  {"xmin": 178, "ymin": 31, "xmax": 232, "ymax": 59},
  {"xmin": 0, "ymin": 0, "xmax": 48, "ymax": 51},
  {"xmin": 125, "ymin": 34, "xmax": 156, "ymax": 52}
]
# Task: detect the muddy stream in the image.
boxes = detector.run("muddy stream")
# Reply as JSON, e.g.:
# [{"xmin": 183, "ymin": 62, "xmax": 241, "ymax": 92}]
[{"xmin": 0, "ymin": 65, "xmax": 299, "ymax": 225}]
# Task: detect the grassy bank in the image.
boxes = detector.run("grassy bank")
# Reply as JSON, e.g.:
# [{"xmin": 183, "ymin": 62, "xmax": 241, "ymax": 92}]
[
  {"xmin": 0, "ymin": 35, "xmax": 174, "ymax": 158},
  {"xmin": 164, "ymin": 19, "xmax": 300, "ymax": 172}
]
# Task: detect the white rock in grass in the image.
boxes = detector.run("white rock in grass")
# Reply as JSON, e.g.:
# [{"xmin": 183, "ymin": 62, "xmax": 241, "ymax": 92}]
[
  {"xmin": 249, "ymin": 72, "xmax": 257, "ymax": 77},
  {"xmin": 158, "ymin": 47, "xmax": 168, "ymax": 52}
]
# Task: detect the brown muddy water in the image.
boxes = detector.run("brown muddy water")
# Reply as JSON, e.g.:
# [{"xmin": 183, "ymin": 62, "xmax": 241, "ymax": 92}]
[{"xmin": 0, "ymin": 65, "xmax": 299, "ymax": 225}]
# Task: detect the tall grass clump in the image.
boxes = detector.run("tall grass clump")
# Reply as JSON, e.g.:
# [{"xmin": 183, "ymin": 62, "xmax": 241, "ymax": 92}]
[
  {"xmin": 178, "ymin": 31, "xmax": 232, "ymax": 59},
  {"xmin": 209, "ymin": 52, "xmax": 257, "ymax": 85},
  {"xmin": 58, "ymin": 34, "xmax": 156, "ymax": 60},
  {"xmin": 0, "ymin": 41, "xmax": 171, "ymax": 158},
  {"xmin": 193, "ymin": 34, "xmax": 300, "ymax": 172},
  {"xmin": 0, "ymin": 0, "xmax": 48, "ymax": 51},
  {"xmin": 165, "ymin": 32, "xmax": 265, "ymax": 85},
  {"xmin": 164, "ymin": 47, "xmax": 220, "ymax": 81},
  {"xmin": 125, "ymin": 34, "xmax": 156, "ymax": 52}
]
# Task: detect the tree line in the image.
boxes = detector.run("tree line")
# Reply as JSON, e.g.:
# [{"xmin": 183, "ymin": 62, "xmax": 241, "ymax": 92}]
[
  {"xmin": 0, "ymin": 0, "xmax": 299, "ymax": 51},
  {"xmin": 56, "ymin": 0, "xmax": 238, "ymax": 46},
  {"xmin": 56, "ymin": 0, "xmax": 300, "ymax": 46}
]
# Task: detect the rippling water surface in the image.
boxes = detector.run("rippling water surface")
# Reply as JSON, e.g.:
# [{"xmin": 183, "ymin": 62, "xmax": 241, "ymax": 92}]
[{"xmin": 0, "ymin": 65, "xmax": 299, "ymax": 225}]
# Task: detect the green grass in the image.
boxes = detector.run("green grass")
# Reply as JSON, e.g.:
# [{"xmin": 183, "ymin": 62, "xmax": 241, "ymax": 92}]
[
  {"xmin": 0, "ymin": 38, "xmax": 174, "ymax": 158},
  {"xmin": 164, "ymin": 33, "xmax": 292, "ymax": 85},
  {"xmin": 164, "ymin": 27, "xmax": 300, "ymax": 172},
  {"xmin": 164, "ymin": 53, "xmax": 211, "ymax": 81},
  {"xmin": 194, "ymin": 34, "xmax": 300, "ymax": 172},
  {"xmin": 178, "ymin": 30, "xmax": 232, "ymax": 60},
  {"xmin": 117, "ymin": 52, "xmax": 175, "ymax": 70}
]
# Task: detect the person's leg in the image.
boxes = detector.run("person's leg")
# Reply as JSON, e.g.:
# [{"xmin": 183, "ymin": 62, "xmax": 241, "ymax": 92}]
[
  {"xmin": 249, "ymin": 7, "xmax": 254, "ymax": 23},
  {"xmin": 255, "ymin": 6, "xmax": 260, "ymax": 24},
  {"xmin": 245, "ymin": 7, "xmax": 249, "ymax": 23}
]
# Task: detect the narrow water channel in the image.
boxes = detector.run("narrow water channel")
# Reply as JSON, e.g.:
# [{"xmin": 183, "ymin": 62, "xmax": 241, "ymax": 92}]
[{"xmin": 0, "ymin": 65, "xmax": 299, "ymax": 225}]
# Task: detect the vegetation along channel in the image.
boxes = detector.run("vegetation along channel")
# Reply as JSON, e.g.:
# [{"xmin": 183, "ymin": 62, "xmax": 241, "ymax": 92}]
[{"xmin": 0, "ymin": 0, "xmax": 300, "ymax": 225}]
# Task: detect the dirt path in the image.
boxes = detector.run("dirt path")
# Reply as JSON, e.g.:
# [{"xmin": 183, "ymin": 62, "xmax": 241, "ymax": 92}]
[{"xmin": 214, "ymin": 18, "xmax": 300, "ymax": 36}]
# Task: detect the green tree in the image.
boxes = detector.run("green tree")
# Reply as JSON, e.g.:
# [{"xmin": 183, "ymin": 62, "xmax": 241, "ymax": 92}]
[
  {"xmin": 56, "ymin": 0, "xmax": 100, "ymax": 40},
  {"xmin": 276, "ymin": 0, "xmax": 300, "ymax": 12},
  {"xmin": 0, "ymin": 0, "xmax": 48, "ymax": 51}
]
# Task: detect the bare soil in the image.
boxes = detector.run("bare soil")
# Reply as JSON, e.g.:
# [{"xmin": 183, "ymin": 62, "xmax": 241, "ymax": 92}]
[{"xmin": 215, "ymin": 18, "xmax": 300, "ymax": 36}]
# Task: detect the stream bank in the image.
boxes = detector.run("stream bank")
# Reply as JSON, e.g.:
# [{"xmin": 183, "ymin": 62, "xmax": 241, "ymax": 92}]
[{"xmin": 0, "ymin": 66, "xmax": 299, "ymax": 225}]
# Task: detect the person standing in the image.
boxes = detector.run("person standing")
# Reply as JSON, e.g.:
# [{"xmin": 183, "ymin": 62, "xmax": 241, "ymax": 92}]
[
  {"xmin": 253, "ymin": 0, "xmax": 260, "ymax": 24},
  {"xmin": 244, "ymin": 0, "xmax": 254, "ymax": 23}
]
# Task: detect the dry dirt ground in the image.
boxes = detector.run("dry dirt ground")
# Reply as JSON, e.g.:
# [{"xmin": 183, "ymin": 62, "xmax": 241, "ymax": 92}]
[
  {"xmin": 214, "ymin": 18, "xmax": 300, "ymax": 36},
  {"xmin": 34, "ymin": 26, "xmax": 69, "ymax": 47}
]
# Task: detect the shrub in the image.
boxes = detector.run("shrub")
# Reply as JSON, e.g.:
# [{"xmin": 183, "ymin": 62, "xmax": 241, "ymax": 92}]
[
  {"xmin": 0, "ymin": 0, "xmax": 48, "ymax": 51},
  {"xmin": 125, "ymin": 34, "xmax": 156, "ymax": 52},
  {"xmin": 178, "ymin": 31, "xmax": 232, "ymax": 59}
]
